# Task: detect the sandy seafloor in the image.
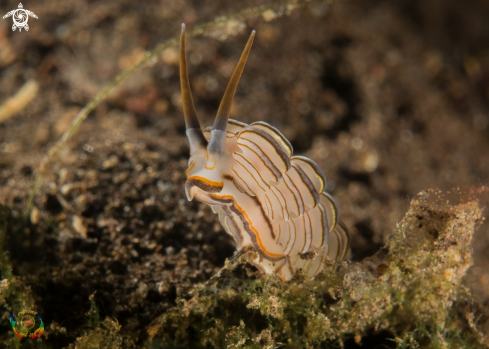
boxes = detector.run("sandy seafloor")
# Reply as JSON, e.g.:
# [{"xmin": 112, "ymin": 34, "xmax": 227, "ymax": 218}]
[{"xmin": 0, "ymin": 0, "xmax": 488, "ymax": 347}]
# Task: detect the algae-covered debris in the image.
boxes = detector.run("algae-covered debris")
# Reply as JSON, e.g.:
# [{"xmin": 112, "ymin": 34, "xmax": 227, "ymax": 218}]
[
  {"xmin": 68, "ymin": 318, "xmax": 122, "ymax": 349},
  {"xmin": 147, "ymin": 193, "xmax": 487, "ymax": 348}
]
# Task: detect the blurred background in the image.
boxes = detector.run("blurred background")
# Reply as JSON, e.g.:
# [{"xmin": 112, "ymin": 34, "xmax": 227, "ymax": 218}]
[{"xmin": 0, "ymin": 0, "xmax": 488, "ymax": 346}]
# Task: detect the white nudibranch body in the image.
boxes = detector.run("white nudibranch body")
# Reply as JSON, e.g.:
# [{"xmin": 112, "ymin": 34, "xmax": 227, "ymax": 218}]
[{"xmin": 179, "ymin": 24, "xmax": 349, "ymax": 280}]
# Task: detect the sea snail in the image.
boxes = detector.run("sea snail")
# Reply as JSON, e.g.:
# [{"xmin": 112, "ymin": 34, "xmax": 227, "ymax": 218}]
[{"xmin": 179, "ymin": 24, "xmax": 349, "ymax": 280}]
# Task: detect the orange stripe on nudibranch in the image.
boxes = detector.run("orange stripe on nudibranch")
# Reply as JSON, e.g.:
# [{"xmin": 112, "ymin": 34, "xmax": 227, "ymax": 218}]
[
  {"xmin": 303, "ymin": 212, "xmax": 313, "ymax": 253},
  {"xmin": 283, "ymin": 175, "xmax": 300, "ymax": 216},
  {"xmin": 237, "ymin": 141, "xmax": 280, "ymax": 182},
  {"xmin": 232, "ymin": 167, "xmax": 256, "ymax": 196},
  {"xmin": 301, "ymin": 215, "xmax": 307, "ymax": 253},
  {"xmin": 271, "ymin": 186, "xmax": 290, "ymax": 221},
  {"xmin": 205, "ymin": 159, "xmax": 217, "ymax": 170},
  {"xmin": 233, "ymin": 152, "xmax": 269, "ymax": 190},
  {"xmin": 187, "ymin": 176, "xmax": 223, "ymax": 188},
  {"xmin": 264, "ymin": 194, "xmax": 274, "ymax": 220},
  {"xmin": 185, "ymin": 176, "xmax": 224, "ymax": 194},
  {"xmin": 278, "ymin": 268, "xmax": 286, "ymax": 282},
  {"xmin": 185, "ymin": 161, "xmax": 196, "ymax": 176},
  {"xmin": 211, "ymin": 194, "xmax": 285, "ymax": 259},
  {"xmin": 284, "ymin": 219, "xmax": 297, "ymax": 255}
]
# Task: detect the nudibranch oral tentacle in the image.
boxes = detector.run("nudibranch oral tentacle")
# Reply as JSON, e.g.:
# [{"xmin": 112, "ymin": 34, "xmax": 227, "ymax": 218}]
[{"xmin": 179, "ymin": 24, "xmax": 349, "ymax": 280}]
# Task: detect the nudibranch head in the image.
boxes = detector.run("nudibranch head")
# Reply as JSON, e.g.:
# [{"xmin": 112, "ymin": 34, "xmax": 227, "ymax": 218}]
[{"xmin": 179, "ymin": 23, "xmax": 349, "ymax": 280}]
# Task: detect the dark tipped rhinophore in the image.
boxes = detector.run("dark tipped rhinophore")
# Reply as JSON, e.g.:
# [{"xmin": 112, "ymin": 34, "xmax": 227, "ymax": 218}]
[{"xmin": 213, "ymin": 31, "xmax": 255, "ymax": 132}]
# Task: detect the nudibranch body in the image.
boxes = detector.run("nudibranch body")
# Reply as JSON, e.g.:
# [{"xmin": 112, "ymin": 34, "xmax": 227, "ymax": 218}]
[{"xmin": 179, "ymin": 24, "xmax": 349, "ymax": 280}]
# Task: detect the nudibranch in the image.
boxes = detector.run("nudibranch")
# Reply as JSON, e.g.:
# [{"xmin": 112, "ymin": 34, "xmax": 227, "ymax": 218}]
[{"xmin": 179, "ymin": 24, "xmax": 349, "ymax": 280}]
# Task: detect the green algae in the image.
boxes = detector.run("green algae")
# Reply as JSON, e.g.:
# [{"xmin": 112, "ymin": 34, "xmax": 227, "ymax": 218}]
[
  {"xmin": 68, "ymin": 318, "xmax": 122, "ymax": 349},
  {"xmin": 147, "ymin": 194, "xmax": 488, "ymax": 348}
]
